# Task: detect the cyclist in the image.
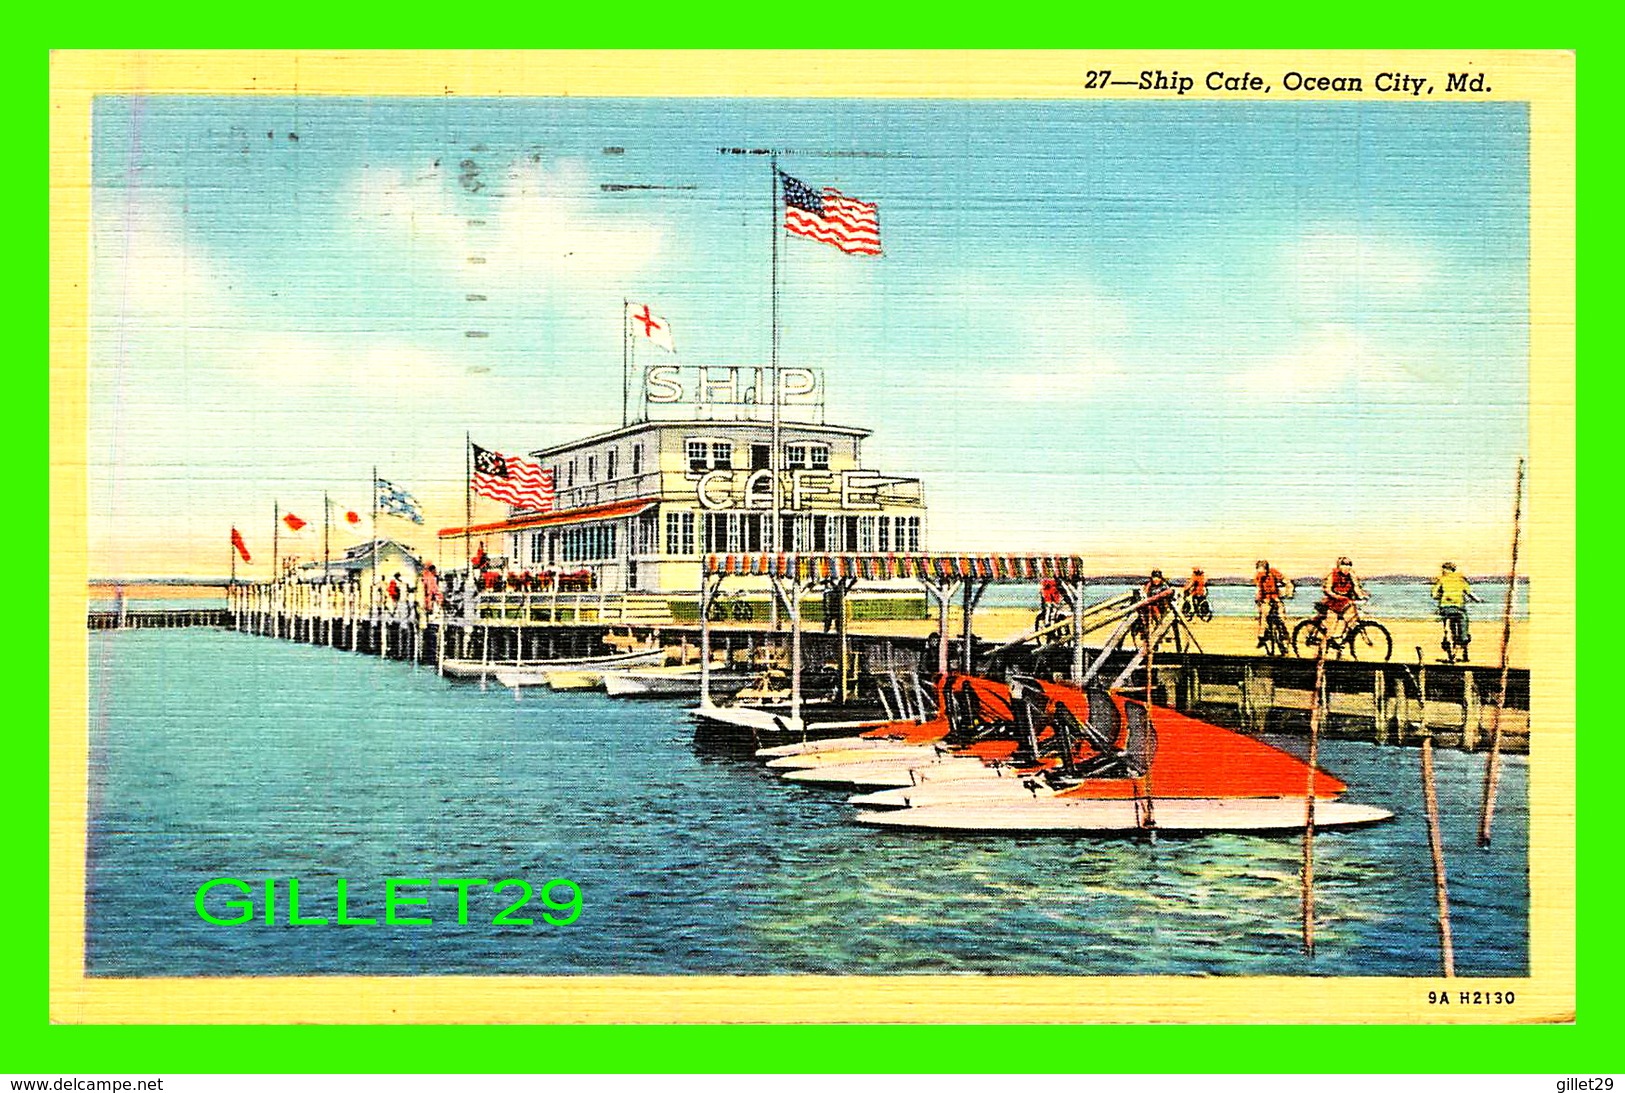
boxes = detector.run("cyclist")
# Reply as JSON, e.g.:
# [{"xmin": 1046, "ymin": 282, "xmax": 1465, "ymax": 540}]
[
  {"xmin": 1253, "ymin": 559, "xmax": 1289, "ymax": 647},
  {"xmin": 1430, "ymin": 561, "xmax": 1481, "ymax": 661},
  {"xmin": 1183, "ymin": 566, "xmax": 1210, "ymax": 618},
  {"xmin": 1316, "ymin": 556, "xmax": 1368, "ymax": 647},
  {"xmin": 1141, "ymin": 568, "xmax": 1174, "ymax": 632}
]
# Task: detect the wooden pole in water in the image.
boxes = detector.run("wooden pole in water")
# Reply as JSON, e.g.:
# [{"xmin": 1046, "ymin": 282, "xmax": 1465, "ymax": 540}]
[
  {"xmin": 1479, "ymin": 457, "xmax": 1525, "ymax": 847},
  {"xmin": 1417, "ymin": 661, "xmax": 1456, "ymax": 976},
  {"xmin": 1302, "ymin": 642, "xmax": 1328, "ymax": 957}
]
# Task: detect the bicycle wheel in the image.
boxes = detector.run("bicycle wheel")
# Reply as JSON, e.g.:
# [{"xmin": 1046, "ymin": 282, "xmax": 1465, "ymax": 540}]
[
  {"xmin": 1347, "ymin": 620, "xmax": 1393, "ymax": 662},
  {"xmin": 1196, "ymin": 599, "xmax": 1213, "ymax": 622},
  {"xmin": 1291, "ymin": 618, "xmax": 1324, "ymax": 659}
]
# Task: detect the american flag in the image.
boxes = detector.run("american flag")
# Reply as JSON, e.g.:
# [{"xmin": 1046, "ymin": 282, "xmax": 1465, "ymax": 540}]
[
  {"xmin": 471, "ymin": 442, "xmax": 555, "ymax": 511},
  {"xmin": 780, "ymin": 172, "xmax": 881, "ymax": 256}
]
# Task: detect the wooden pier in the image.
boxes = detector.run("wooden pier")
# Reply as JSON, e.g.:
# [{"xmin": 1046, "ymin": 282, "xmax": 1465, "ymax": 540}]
[{"xmin": 88, "ymin": 586, "xmax": 1530, "ymax": 756}]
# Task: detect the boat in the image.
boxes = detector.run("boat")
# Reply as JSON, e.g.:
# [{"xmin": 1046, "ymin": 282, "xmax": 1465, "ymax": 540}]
[
  {"xmin": 601, "ymin": 663, "xmax": 756, "ymax": 699},
  {"xmin": 853, "ymin": 797, "xmax": 1393, "ymax": 832},
  {"xmin": 485, "ymin": 647, "xmax": 667, "ymax": 688},
  {"xmin": 687, "ymin": 701, "xmax": 899, "ymax": 746},
  {"xmin": 844, "ymin": 680, "xmax": 1393, "ymax": 834}
]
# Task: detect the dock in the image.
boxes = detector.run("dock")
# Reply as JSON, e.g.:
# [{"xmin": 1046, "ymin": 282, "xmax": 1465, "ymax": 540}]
[{"xmin": 88, "ymin": 580, "xmax": 1530, "ymax": 755}]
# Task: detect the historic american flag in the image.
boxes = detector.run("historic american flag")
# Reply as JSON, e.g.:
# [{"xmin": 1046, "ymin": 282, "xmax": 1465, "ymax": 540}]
[
  {"xmin": 471, "ymin": 442, "xmax": 555, "ymax": 511},
  {"xmin": 780, "ymin": 173, "xmax": 881, "ymax": 256}
]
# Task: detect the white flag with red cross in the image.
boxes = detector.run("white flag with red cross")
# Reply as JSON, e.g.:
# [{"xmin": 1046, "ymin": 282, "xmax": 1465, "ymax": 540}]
[{"xmin": 625, "ymin": 301, "xmax": 675, "ymax": 353}]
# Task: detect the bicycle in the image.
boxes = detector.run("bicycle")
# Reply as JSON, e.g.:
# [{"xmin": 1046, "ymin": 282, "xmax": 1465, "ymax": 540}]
[
  {"xmin": 1438, "ymin": 608, "xmax": 1471, "ymax": 663},
  {"xmin": 1182, "ymin": 591, "xmax": 1213, "ymax": 623},
  {"xmin": 1259, "ymin": 600, "xmax": 1292, "ymax": 657},
  {"xmin": 1292, "ymin": 602, "xmax": 1393, "ymax": 661}
]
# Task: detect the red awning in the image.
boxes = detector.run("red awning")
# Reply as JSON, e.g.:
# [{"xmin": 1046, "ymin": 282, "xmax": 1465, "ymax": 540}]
[{"xmin": 438, "ymin": 498, "xmax": 656, "ymax": 540}]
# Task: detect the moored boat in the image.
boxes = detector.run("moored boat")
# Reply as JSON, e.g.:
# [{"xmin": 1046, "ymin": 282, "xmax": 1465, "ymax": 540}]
[{"xmin": 487, "ymin": 647, "xmax": 667, "ymax": 688}]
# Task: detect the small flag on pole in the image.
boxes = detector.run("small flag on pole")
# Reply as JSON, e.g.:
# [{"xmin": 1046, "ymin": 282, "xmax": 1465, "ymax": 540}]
[
  {"xmin": 626, "ymin": 302, "xmax": 676, "ymax": 353},
  {"xmin": 375, "ymin": 478, "xmax": 425, "ymax": 524},
  {"xmin": 780, "ymin": 173, "xmax": 881, "ymax": 256},
  {"xmin": 231, "ymin": 527, "xmax": 252, "ymax": 563},
  {"xmin": 328, "ymin": 498, "xmax": 365, "ymax": 535},
  {"xmin": 282, "ymin": 511, "xmax": 310, "ymax": 535},
  {"xmin": 472, "ymin": 443, "xmax": 556, "ymax": 511}
]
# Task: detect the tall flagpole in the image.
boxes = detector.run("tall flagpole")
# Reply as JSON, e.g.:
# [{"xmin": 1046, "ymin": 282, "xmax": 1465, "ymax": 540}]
[
  {"xmin": 323, "ymin": 491, "xmax": 331, "ymax": 586},
  {"xmin": 769, "ymin": 154, "xmax": 781, "ymax": 555},
  {"xmin": 464, "ymin": 434, "xmax": 473, "ymax": 580},
  {"xmin": 371, "ymin": 467, "xmax": 379, "ymax": 611},
  {"xmin": 621, "ymin": 297, "xmax": 630, "ymax": 428},
  {"xmin": 273, "ymin": 501, "xmax": 280, "ymax": 579}
]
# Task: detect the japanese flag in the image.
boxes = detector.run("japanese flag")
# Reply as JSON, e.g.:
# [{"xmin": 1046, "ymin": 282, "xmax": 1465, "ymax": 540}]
[{"xmin": 328, "ymin": 499, "xmax": 366, "ymax": 536}]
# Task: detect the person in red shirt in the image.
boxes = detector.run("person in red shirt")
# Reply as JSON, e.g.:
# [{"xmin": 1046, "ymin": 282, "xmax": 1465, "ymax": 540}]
[
  {"xmin": 1254, "ymin": 559, "xmax": 1288, "ymax": 646},
  {"xmin": 1317, "ymin": 556, "xmax": 1368, "ymax": 645},
  {"xmin": 1183, "ymin": 566, "xmax": 1211, "ymax": 619}
]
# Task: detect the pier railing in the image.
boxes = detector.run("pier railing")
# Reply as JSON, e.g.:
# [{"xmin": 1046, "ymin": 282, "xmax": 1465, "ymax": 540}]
[{"xmin": 95, "ymin": 582, "xmax": 1530, "ymax": 755}]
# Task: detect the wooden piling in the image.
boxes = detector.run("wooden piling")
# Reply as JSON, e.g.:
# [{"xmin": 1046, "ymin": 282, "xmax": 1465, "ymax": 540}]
[
  {"xmin": 1418, "ymin": 662, "xmax": 1456, "ymax": 977},
  {"xmin": 1301, "ymin": 645, "xmax": 1328, "ymax": 957},
  {"xmin": 1480, "ymin": 456, "xmax": 1524, "ymax": 847}
]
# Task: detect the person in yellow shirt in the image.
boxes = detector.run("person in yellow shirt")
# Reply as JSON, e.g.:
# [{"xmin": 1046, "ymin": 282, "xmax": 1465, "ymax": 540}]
[{"xmin": 1431, "ymin": 561, "xmax": 1481, "ymax": 662}]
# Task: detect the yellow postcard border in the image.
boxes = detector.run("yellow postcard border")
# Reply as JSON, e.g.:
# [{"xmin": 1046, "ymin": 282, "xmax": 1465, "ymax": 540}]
[{"xmin": 48, "ymin": 49, "xmax": 1577, "ymax": 1025}]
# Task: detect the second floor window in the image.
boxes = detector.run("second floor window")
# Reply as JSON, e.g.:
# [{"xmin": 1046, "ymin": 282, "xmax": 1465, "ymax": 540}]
[
  {"xmin": 631, "ymin": 444, "xmax": 643, "ymax": 476},
  {"xmin": 587, "ymin": 455, "xmax": 598, "ymax": 483},
  {"xmin": 687, "ymin": 439, "xmax": 733, "ymax": 471},
  {"xmin": 607, "ymin": 448, "xmax": 619, "ymax": 480}
]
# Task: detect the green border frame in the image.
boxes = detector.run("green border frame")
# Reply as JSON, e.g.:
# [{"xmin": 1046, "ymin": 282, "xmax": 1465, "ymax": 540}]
[{"xmin": 22, "ymin": 23, "xmax": 1606, "ymax": 1074}]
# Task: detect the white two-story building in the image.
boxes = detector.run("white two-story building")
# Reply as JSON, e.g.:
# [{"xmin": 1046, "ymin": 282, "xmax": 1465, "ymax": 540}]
[{"xmin": 439, "ymin": 363, "xmax": 928, "ymax": 596}]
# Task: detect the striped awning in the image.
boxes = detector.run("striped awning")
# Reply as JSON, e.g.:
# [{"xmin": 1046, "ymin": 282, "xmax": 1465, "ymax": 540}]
[{"xmin": 702, "ymin": 553, "xmax": 1085, "ymax": 581}]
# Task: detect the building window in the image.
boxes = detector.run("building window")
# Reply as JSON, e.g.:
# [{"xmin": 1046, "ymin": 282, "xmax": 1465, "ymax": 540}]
[
  {"xmin": 630, "ymin": 444, "xmax": 643, "ymax": 476},
  {"xmin": 666, "ymin": 511, "xmax": 695, "ymax": 555},
  {"xmin": 877, "ymin": 515, "xmax": 890, "ymax": 552},
  {"xmin": 531, "ymin": 533, "xmax": 544, "ymax": 565},
  {"xmin": 904, "ymin": 516, "xmax": 921, "ymax": 552},
  {"xmin": 606, "ymin": 448, "xmax": 618, "ymax": 480},
  {"xmin": 858, "ymin": 515, "xmax": 875, "ymax": 552},
  {"xmin": 750, "ymin": 443, "xmax": 770, "ymax": 470},
  {"xmin": 587, "ymin": 455, "xmax": 598, "ymax": 483},
  {"xmin": 710, "ymin": 441, "xmax": 733, "ymax": 470},
  {"xmin": 567, "ymin": 460, "xmax": 577, "ymax": 488},
  {"xmin": 785, "ymin": 443, "xmax": 807, "ymax": 470},
  {"xmin": 809, "ymin": 443, "xmax": 830, "ymax": 470},
  {"xmin": 687, "ymin": 440, "xmax": 709, "ymax": 471},
  {"xmin": 637, "ymin": 512, "xmax": 657, "ymax": 554}
]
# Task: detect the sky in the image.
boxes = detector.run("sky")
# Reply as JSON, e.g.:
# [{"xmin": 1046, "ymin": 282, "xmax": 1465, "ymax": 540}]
[{"xmin": 87, "ymin": 97, "xmax": 1530, "ymax": 577}]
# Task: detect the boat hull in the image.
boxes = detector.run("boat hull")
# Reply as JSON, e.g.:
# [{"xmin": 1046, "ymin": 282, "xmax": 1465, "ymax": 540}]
[
  {"xmin": 853, "ymin": 797, "xmax": 1393, "ymax": 833},
  {"xmin": 602, "ymin": 667, "xmax": 754, "ymax": 699},
  {"xmin": 488, "ymin": 648, "xmax": 666, "ymax": 688}
]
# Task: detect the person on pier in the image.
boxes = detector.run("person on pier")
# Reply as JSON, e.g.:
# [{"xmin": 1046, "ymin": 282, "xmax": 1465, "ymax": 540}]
[
  {"xmin": 1253, "ymin": 559, "xmax": 1290, "ymax": 647},
  {"xmin": 1316, "ymin": 556, "xmax": 1368, "ymax": 647}
]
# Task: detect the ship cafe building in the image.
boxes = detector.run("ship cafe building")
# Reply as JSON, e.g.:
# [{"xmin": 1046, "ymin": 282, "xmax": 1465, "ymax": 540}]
[{"xmin": 438, "ymin": 363, "xmax": 928, "ymax": 599}]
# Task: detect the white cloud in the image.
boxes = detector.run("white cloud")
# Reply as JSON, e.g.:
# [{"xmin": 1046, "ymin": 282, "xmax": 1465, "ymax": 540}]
[
  {"xmin": 349, "ymin": 158, "xmax": 666, "ymax": 296},
  {"xmin": 935, "ymin": 280, "xmax": 1133, "ymax": 402},
  {"xmin": 1280, "ymin": 227, "xmax": 1439, "ymax": 311}
]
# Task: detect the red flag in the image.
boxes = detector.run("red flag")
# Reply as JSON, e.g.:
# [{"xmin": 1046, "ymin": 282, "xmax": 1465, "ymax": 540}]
[
  {"xmin": 230, "ymin": 527, "xmax": 252, "ymax": 563},
  {"xmin": 282, "ymin": 512, "xmax": 308, "ymax": 534}
]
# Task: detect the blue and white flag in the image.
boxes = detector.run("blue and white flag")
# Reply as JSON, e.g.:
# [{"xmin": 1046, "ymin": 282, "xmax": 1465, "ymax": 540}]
[{"xmin": 375, "ymin": 477, "xmax": 425, "ymax": 524}]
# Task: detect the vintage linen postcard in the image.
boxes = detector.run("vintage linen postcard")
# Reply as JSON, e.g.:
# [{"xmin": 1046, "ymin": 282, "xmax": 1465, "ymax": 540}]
[{"xmin": 49, "ymin": 50, "xmax": 1575, "ymax": 1024}]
